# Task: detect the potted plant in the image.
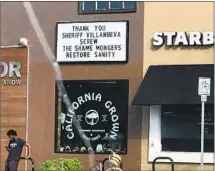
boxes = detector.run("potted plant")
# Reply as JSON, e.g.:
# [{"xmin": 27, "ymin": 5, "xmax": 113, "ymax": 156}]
[{"xmin": 40, "ymin": 158, "xmax": 83, "ymax": 171}]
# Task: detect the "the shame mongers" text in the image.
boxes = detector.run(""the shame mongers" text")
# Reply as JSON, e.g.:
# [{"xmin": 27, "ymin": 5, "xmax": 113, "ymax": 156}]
[{"xmin": 63, "ymin": 45, "xmax": 121, "ymax": 58}]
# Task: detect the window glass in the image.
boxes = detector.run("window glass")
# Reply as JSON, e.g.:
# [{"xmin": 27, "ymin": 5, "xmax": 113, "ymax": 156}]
[
  {"xmin": 55, "ymin": 80, "xmax": 129, "ymax": 154},
  {"xmin": 79, "ymin": 1, "xmax": 136, "ymax": 13},
  {"xmin": 124, "ymin": 1, "xmax": 135, "ymax": 9},
  {"xmin": 161, "ymin": 104, "xmax": 214, "ymax": 152},
  {"xmin": 110, "ymin": 1, "xmax": 122, "ymax": 9},
  {"xmin": 83, "ymin": 1, "xmax": 95, "ymax": 10},
  {"xmin": 97, "ymin": 1, "xmax": 109, "ymax": 10}
]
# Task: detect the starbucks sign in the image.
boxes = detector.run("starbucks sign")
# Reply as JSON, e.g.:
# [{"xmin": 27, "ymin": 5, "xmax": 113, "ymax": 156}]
[
  {"xmin": 55, "ymin": 80, "xmax": 129, "ymax": 154},
  {"xmin": 152, "ymin": 31, "xmax": 214, "ymax": 47}
]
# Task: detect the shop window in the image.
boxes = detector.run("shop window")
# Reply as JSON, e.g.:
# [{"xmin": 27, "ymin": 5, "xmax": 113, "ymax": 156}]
[
  {"xmin": 110, "ymin": 1, "xmax": 121, "ymax": 9},
  {"xmin": 161, "ymin": 104, "xmax": 214, "ymax": 152},
  {"xmin": 148, "ymin": 104, "xmax": 214, "ymax": 163},
  {"xmin": 78, "ymin": 1, "xmax": 136, "ymax": 14},
  {"xmin": 55, "ymin": 80, "xmax": 129, "ymax": 154}
]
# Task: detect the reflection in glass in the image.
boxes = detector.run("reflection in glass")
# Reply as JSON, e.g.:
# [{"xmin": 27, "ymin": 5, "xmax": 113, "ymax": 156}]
[
  {"xmin": 97, "ymin": 1, "xmax": 108, "ymax": 10},
  {"xmin": 110, "ymin": 1, "xmax": 122, "ymax": 9},
  {"xmin": 83, "ymin": 1, "xmax": 95, "ymax": 10},
  {"xmin": 161, "ymin": 104, "xmax": 214, "ymax": 153},
  {"xmin": 124, "ymin": 1, "xmax": 135, "ymax": 9}
]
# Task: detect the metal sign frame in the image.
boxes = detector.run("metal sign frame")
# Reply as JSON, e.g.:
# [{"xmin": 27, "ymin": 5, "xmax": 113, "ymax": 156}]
[{"xmin": 198, "ymin": 77, "xmax": 211, "ymax": 171}]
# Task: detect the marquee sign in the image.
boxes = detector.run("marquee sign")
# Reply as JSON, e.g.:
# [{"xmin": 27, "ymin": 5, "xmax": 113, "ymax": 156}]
[
  {"xmin": 55, "ymin": 80, "xmax": 129, "ymax": 154},
  {"xmin": 56, "ymin": 21, "xmax": 128, "ymax": 63},
  {"xmin": 152, "ymin": 31, "xmax": 214, "ymax": 47}
]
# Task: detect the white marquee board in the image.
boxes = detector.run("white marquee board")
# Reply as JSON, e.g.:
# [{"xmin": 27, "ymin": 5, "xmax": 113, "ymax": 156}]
[{"xmin": 56, "ymin": 21, "xmax": 128, "ymax": 63}]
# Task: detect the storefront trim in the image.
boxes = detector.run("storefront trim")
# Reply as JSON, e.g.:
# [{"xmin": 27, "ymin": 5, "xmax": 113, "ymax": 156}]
[{"xmin": 1, "ymin": 45, "xmax": 25, "ymax": 48}]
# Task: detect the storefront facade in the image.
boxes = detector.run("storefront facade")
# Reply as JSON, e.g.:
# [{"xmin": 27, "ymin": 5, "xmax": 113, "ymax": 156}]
[
  {"xmin": 1, "ymin": 2, "xmax": 214, "ymax": 171},
  {"xmin": 1, "ymin": 2, "xmax": 144, "ymax": 171},
  {"xmin": 133, "ymin": 2, "xmax": 214, "ymax": 170}
]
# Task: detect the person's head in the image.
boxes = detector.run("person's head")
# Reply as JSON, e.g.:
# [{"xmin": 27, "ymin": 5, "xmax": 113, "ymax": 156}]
[{"xmin": 7, "ymin": 129, "xmax": 17, "ymax": 140}]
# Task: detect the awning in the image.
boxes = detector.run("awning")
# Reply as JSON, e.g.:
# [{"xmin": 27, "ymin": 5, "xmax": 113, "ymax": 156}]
[{"xmin": 133, "ymin": 64, "xmax": 214, "ymax": 105}]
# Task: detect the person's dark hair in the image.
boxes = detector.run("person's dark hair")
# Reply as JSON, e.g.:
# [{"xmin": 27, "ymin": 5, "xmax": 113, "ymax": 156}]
[{"xmin": 7, "ymin": 129, "xmax": 17, "ymax": 136}]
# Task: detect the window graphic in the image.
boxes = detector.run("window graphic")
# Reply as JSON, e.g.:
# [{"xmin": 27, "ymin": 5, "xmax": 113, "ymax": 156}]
[
  {"xmin": 55, "ymin": 80, "xmax": 129, "ymax": 154},
  {"xmin": 79, "ymin": 1, "xmax": 136, "ymax": 14}
]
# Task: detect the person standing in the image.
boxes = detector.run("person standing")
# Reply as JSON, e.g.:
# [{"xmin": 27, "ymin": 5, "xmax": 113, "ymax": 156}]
[{"xmin": 5, "ymin": 129, "xmax": 31, "ymax": 171}]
